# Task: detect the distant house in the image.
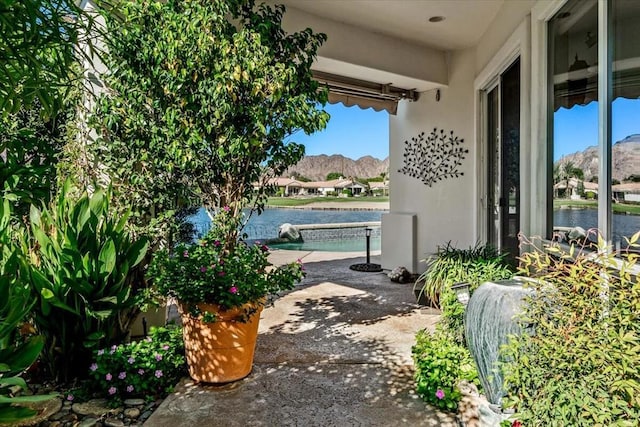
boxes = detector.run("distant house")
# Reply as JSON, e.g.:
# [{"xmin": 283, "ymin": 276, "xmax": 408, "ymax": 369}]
[
  {"xmin": 261, "ymin": 177, "xmax": 305, "ymax": 196},
  {"xmin": 613, "ymin": 183, "xmax": 640, "ymax": 203},
  {"xmin": 554, "ymin": 177, "xmax": 598, "ymax": 199},
  {"xmin": 368, "ymin": 181, "xmax": 389, "ymax": 196}
]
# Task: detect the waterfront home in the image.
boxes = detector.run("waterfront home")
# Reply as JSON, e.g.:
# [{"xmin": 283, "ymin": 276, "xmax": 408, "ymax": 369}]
[
  {"xmin": 275, "ymin": 0, "xmax": 640, "ymax": 271},
  {"xmin": 613, "ymin": 183, "xmax": 640, "ymax": 203},
  {"xmin": 262, "ymin": 177, "xmax": 306, "ymax": 196}
]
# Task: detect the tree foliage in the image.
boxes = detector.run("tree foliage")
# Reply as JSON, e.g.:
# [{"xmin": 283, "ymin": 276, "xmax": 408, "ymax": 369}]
[
  {"xmin": 89, "ymin": 0, "xmax": 329, "ymax": 246},
  {"xmin": 326, "ymin": 172, "xmax": 343, "ymax": 181},
  {"xmin": 0, "ymin": 0, "xmax": 98, "ymax": 116}
]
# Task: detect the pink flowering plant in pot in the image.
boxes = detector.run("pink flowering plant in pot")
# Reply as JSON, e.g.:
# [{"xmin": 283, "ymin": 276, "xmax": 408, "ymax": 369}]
[{"xmin": 149, "ymin": 208, "xmax": 305, "ymax": 320}]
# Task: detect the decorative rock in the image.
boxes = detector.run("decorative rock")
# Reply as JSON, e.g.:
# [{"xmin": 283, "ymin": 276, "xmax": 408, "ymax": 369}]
[
  {"xmin": 72, "ymin": 399, "xmax": 116, "ymax": 417},
  {"xmin": 123, "ymin": 408, "xmax": 141, "ymax": 419},
  {"xmin": 123, "ymin": 398, "xmax": 145, "ymax": 407},
  {"xmin": 388, "ymin": 266, "xmax": 412, "ymax": 283},
  {"xmin": 59, "ymin": 413, "xmax": 77, "ymax": 423},
  {"xmin": 278, "ymin": 223, "xmax": 303, "ymax": 242},
  {"xmin": 139, "ymin": 410, "xmax": 153, "ymax": 422},
  {"xmin": 78, "ymin": 417, "xmax": 100, "ymax": 427},
  {"xmin": 104, "ymin": 418, "xmax": 125, "ymax": 427},
  {"xmin": 48, "ymin": 422, "xmax": 62, "ymax": 427}
]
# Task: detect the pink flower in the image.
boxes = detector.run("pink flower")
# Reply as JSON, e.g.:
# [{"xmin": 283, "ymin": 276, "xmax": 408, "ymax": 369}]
[
  {"xmin": 261, "ymin": 245, "xmax": 269, "ymax": 252},
  {"xmin": 223, "ymin": 206, "xmax": 230, "ymax": 212},
  {"xmin": 200, "ymin": 266, "xmax": 207, "ymax": 272},
  {"xmin": 213, "ymin": 240, "xmax": 221, "ymax": 247},
  {"xmin": 218, "ymin": 271, "xmax": 226, "ymax": 277},
  {"xmin": 435, "ymin": 389, "xmax": 445, "ymax": 400},
  {"xmin": 97, "ymin": 349, "xmax": 104, "ymax": 356},
  {"xmin": 128, "ymin": 357, "xmax": 135, "ymax": 364},
  {"xmin": 183, "ymin": 250, "xmax": 189, "ymax": 258},
  {"xmin": 108, "ymin": 386, "xmax": 117, "ymax": 395},
  {"xmin": 110, "ymin": 345, "xmax": 117, "ymax": 354},
  {"xmin": 105, "ymin": 373, "xmax": 112, "ymax": 381},
  {"xmin": 66, "ymin": 394, "xmax": 74, "ymax": 401},
  {"xmin": 126, "ymin": 385, "xmax": 134, "ymax": 393},
  {"xmin": 155, "ymin": 370, "xmax": 163, "ymax": 378},
  {"xmin": 155, "ymin": 353, "xmax": 163, "ymax": 361},
  {"xmin": 118, "ymin": 372, "xmax": 126, "ymax": 380},
  {"xmin": 229, "ymin": 286, "xmax": 238, "ymax": 294},
  {"xmin": 90, "ymin": 363, "xmax": 98, "ymax": 371},
  {"xmin": 162, "ymin": 345, "xmax": 170, "ymax": 351},
  {"xmin": 138, "ymin": 369, "xmax": 145, "ymax": 375}
]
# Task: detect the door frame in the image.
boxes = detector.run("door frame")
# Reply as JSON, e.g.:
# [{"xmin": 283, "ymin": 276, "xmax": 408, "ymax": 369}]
[{"xmin": 474, "ymin": 19, "xmax": 531, "ymax": 252}]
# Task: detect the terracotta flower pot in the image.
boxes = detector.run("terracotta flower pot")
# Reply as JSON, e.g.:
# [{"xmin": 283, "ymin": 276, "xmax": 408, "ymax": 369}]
[{"xmin": 179, "ymin": 301, "xmax": 263, "ymax": 383}]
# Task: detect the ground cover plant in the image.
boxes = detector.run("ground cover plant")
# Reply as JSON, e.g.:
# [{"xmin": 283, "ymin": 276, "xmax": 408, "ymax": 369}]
[
  {"xmin": 86, "ymin": 326, "xmax": 186, "ymax": 404},
  {"xmin": 412, "ymin": 327, "xmax": 480, "ymax": 412},
  {"xmin": 502, "ymin": 233, "xmax": 640, "ymax": 426}
]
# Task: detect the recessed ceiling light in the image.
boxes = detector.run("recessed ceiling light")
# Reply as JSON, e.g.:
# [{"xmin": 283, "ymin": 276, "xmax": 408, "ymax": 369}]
[{"xmin": 428, "ymin": 16, "xmax": 445, "ymax": 23}]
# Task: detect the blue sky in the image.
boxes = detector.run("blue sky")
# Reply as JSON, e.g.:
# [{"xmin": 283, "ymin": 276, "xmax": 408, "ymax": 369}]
[
  {"xmin": 290, "ymin": 98, "xmax": 639, "ymax": 162},
  {"xmin": 554, "ymin": 98, "xmax": 640, "ymax": 160},
  {"xmin": 288, "ymin": 103, "xmax": 389, "ymax": 160}
]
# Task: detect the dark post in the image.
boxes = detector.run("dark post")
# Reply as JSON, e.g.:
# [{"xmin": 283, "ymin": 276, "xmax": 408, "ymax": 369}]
[{"xmin": 365, "ymin": 227, "xmax": 372, "ymax": 264}]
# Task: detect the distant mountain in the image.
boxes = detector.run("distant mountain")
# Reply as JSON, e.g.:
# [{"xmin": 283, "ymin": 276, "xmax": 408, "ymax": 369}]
[
  {"xmin": 284, "ymin": 154, "xmax": 389, "ymax": 181},
  {"xmin": 557, "ymin": 135, "xmax": 640, "ymax": 182}
]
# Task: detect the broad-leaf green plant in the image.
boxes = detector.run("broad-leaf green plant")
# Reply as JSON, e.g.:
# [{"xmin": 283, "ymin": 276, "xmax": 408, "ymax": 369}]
[
  {"xmin": 28, "ymin": 182, "xmax": 148, "ymax": 382},
  {"xmin": 0, "ymin": 200, "xmax": 57, "ymax": 424},
  {"xmin": 502, "ymin": 233, "xmax": 640, "ymax": 426}
]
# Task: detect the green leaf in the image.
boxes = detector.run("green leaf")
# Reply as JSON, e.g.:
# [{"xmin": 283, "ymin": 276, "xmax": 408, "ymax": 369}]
[
  {"xmin": 98, "ymin": 239, "xmax": 116, "ymax": 276},
  {"xmin": 1, "ymin": 336, "xmax": 44, "ymax": 374},
  {"xmin": 126, "ymin": 238, "xmax": 149, "ymax": 268},
  {"xmin": 0, "ymin": 405, "xmax": 38, "ymax": 424}
]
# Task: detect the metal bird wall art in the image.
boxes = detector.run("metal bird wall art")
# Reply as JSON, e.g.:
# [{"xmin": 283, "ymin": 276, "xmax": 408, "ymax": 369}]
[{"xmin": 398, "ymin": 128, "xmax": 468, "ymax": 187}]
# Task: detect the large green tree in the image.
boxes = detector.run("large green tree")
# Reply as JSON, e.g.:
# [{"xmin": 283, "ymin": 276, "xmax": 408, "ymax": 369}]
[
  {"xmin": 1, "ymin": 0, "xmax": 98, "ymax": 116},
  {"xmin": 89, "ymin": 0, "xmax": 329, "ymax": 246}
]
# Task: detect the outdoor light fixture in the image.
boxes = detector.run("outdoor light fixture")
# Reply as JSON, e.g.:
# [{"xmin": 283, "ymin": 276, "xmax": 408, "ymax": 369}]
[
  {"xmin": 451, "ymin": 282, "xmax": 471, "ymax": 306},
  {"xmin": 428, "ymin": 16, "xmax": 445, "ymax": 23},
  {"xmin": 349, "ymin": 227, "xmax": 382, "ymax": 273}
]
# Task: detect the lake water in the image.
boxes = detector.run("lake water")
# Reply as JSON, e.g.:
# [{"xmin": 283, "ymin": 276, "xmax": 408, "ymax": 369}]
[
  {"xmin": 189, "ymin": 208, "xmax": 385, "ymax": 251},
  {"xmin": 554, "ymin": 208, "xmax": 640, "ymax": 246},
  {"xmin": 189, "ymin": 207, "xmax": 639, "ymax": 251}
]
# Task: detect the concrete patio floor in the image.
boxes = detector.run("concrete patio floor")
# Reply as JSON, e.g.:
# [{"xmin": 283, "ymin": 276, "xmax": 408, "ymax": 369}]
[{"xmin": 144, "ymin": 250, "xmax": 457, "ymax": 427}]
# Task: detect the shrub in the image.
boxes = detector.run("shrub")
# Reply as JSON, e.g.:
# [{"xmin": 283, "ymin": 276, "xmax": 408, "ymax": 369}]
[
  {"xmin": 86, "ymin": 326, "xmax": 186, "ymax": 404},
  {"xmin": 27, "ymin": 183, "xmax": 148, "ymax": 382},
  {"xmin": 149, "ymin": 209, "xmax": 304, "ymax": 316},
  {"xmin": 412, "ymin": 328, "xmax": 480, "ymax": 412},
  {"xmin": 439, "ymin": 260, "xmax": 514, "ymax": 344},
  {"xmin": 415, "ymin": 242, "xmax": 513, "ymax": 308},
  {"xmin": 502, "ymin": 234, "xmax": 640, "ymax": 425}
]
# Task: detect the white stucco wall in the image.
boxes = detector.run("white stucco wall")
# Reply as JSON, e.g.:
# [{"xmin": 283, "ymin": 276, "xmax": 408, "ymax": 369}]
[
  {"xmin": 385, "ymin": 1, "xmax": 540, "ymax": 272},
  {"xmin": 388, "ymin": 48, "xmax": 478, "ymax": 271}
]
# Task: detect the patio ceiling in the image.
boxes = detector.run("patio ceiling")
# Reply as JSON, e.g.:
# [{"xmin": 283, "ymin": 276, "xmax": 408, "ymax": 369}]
[
  {"xmin": 276, "ymin": 0, "xmax": 504, "ymax": 112},
  {"xmin": 277, "ymin": 0, "xmax": 505, "ymax": 51}
]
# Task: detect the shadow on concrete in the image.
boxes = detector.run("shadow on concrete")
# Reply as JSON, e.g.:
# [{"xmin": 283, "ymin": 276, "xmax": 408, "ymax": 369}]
[{"xmin": 145, "ymin": 254, "xmax": 455, "ymax": 427}]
